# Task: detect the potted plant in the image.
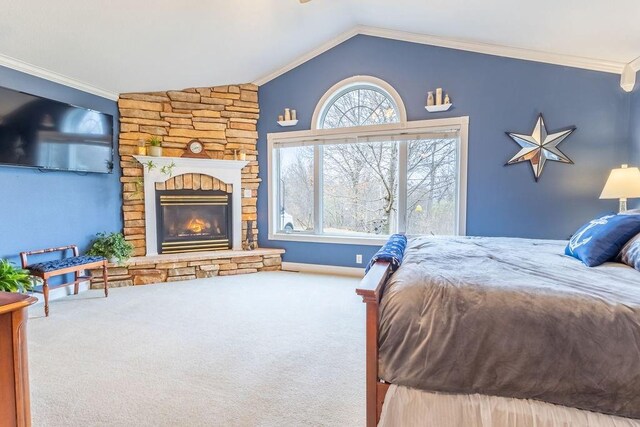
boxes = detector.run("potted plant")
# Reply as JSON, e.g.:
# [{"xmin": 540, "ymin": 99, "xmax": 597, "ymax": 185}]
[
  {"xmin": 0, "ymin": 259, "xmax": 36, "ymax": 293},
  {"xmin": 148, "ymin": 136, "xmax": 163, "ymax": 157},
  {"xmin": 87, "ymin": 232, "xmax": 134, "ymax": 265}
]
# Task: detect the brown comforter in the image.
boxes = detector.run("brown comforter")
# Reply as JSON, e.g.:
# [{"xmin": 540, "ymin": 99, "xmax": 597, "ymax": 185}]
[{"xmin": 378, "ymin": 236, "xmax": 640, "ymax": 419}]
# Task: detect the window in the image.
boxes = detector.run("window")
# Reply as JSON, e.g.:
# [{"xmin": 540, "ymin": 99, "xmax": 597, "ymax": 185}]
[
  {"xmin": 322, "ymin": 140, "xmax": 399, "ymax": 236},
  {"xmin": 406, "ymin": 137, "xmax": 459, "ymax": 235},
  {"xmin": 319, "ymin": 85, "xmax": 400, "ymax": 129},
  {"xmin": 269, "ymin": 77, "xmax": 468, "ymax": 245},
  {"xmin": 276, "ymin": 145, "xmax": 314, "ymax": 233}
]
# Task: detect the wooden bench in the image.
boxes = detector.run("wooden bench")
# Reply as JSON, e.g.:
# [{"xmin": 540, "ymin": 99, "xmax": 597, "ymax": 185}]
[{"xmin": 20, "ymin": 245, "xmax": 108, "ymax": 317}]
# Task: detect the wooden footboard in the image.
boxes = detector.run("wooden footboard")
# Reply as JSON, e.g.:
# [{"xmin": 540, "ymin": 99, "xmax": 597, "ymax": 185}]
[{"xmin": 356, "ymin": 261, "xmax": 392, "ymax": 427}]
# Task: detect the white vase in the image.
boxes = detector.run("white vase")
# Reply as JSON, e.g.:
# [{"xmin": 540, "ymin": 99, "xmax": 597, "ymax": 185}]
[
  {"xmin": 427, "ymin": 92, "xmax": 434, "ymax": 106},
  {"xmin": 149, "ymin": 146, "xmax": 163, "ymax": 157}
]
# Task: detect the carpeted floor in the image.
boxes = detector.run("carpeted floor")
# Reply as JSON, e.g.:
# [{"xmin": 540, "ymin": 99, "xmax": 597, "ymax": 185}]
[{"xmin": 27, "ymin": 271, "xmax": 365, "ymax": 426}]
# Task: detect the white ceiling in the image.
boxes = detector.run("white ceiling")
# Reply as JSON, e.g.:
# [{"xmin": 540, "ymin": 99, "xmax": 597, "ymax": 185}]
[{"xmin": 1, "ymin": 0, "xmax": 639, "ymax": 97}]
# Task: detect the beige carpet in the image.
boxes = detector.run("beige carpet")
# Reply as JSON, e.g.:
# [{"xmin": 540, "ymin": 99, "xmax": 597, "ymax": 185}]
[{"xmin": 27, "ymin": 271, "xmax": 365, "ymax": 426}]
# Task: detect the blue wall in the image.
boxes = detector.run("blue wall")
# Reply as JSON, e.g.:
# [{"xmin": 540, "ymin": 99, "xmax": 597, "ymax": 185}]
[
  {"xmin": 258, "ymin": 35, "xmax": 632, "ymax": 267},
  {"xmin": 0, "ymin": 66, "xmax": 121, "ymax": 265}
]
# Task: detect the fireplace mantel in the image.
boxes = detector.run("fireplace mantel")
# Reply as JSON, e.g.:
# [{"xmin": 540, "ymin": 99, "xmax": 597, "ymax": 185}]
[{"xmin": 134, "ymin": 156, "xmax": 249, "ymax": 255}]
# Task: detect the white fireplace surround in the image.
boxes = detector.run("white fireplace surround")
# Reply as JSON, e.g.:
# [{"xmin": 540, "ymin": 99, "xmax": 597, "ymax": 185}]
[{"xmin": 133, "ymin": 156, "xmax": 249, "ymax": 255}]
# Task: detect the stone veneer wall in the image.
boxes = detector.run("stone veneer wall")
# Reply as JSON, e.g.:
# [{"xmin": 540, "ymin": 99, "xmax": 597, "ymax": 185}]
[
  {"xmin": 89, "ymin": 251, "xmax": 283, "ymax": 288},
  {"xmin": 118, "ymin": 84, "xmax": 259, "ymax": 256}
]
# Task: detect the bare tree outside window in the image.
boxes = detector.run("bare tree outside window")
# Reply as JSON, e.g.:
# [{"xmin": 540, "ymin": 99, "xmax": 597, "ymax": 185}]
[
  {"xmin": 277, "ymin": 146, "xmax": 314, "ymax": 232},
  {"xmin": 320, "ymin": 86, "xmax": 399, "ymax": 129},
  {"xmin": 406, "ymin": 138, "xmax": 457, "ymax": 235},
  {"xmin": 323, "ymin": 141, "xmax": 398, "ymax": 236},
  {"xmin": 319, "ymin": 87, "xmax": 401, "ymax": 235}
]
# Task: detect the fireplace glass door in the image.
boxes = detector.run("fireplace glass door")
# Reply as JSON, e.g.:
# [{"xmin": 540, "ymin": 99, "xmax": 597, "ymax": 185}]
[{"xmin": 156, "ymin": 190, "xmax": 232, "ymax": 254}]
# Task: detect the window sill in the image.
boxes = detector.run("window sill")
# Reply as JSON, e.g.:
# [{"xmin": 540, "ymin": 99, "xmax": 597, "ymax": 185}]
[{"xmin": 268, "ymin": 232, "xmax": 388, "ymax": 246}]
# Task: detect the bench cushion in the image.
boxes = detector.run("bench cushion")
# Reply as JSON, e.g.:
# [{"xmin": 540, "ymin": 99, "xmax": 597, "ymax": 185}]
[{"xmin": 27, "ymin": 255, "xmax": 105, "ymax": 273}]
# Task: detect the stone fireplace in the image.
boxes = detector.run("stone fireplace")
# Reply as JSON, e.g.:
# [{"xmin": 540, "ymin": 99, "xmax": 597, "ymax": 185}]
[
  {"xmin": 118, "ymin": 83, "xmax": 260, "ymax": 257},
  {"xmin": 89, "ymin": 83, "xmax": 283, "ymax": 288},
  {"xmin": 134, "ymin": 155, "xmax": 247, "ymax": 255}
]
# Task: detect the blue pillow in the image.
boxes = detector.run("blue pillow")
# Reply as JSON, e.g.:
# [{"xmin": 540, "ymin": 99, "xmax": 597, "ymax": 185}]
[
  {"xmin": 366, "ymin": 234, "xmax": 407, "ymax": 273},
  {"xmin": 565, "ymin": 213, "xmax": 640, "ymax": 267}
]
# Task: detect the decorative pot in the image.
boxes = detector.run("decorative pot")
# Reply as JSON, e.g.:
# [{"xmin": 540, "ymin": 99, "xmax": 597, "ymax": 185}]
[{"xmin": 149, "ymin": 146, "xmax": 163, "ymax": 157}]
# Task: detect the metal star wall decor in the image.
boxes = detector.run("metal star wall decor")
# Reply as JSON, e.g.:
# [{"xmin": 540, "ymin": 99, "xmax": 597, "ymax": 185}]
[{"xmin": 505, "ymin": 114, "xmax": 576, "ymax": 181}]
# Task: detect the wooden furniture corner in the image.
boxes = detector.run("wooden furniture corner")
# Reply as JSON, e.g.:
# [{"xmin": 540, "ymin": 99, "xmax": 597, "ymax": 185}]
[
  {"xmin": 20, "ymin": 245, "xmax": 108, "ymax": 317},
  {"xmin": 355, "ymin": 261, "xmax": 392, "ymax": 427},
  {"xmin": 0, "ymin": 292, "xmax": 37, "ymax": 427}
]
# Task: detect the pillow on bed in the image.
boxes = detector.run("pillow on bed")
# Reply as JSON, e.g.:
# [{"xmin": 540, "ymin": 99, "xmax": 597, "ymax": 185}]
[
  {"xmin": 618, "ymin": 233, "xmax": 640, "ymax": 270},
  {"xmin": 565, "ymin": 213, "xmax": 640, "ymax": 267},
  {"xmin": 365, "ymin": 234, "xmax": 407, "ymax": 273}
]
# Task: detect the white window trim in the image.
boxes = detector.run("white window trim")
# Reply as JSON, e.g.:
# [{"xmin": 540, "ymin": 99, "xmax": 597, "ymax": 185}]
[
  {"xmin": 311, "ymin": 75, "xmax": 408, "ymax": 129},
  {"xmin": 268, "ymin": 116, "xmax": 469, "ymax": 246}
]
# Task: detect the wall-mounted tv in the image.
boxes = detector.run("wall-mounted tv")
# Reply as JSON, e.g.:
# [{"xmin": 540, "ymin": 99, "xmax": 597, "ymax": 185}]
[{"xmin": 0, "ymin": 85, "xmax": 114, "ymax": 174}]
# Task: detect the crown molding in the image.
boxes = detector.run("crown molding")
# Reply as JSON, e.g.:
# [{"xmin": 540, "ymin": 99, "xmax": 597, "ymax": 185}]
[
  {"xmin": 357, "ymin": 26, "xmax": 625, "ymax": 75},
  {"xmin": 620, "ymin": 55, "xmax": 640, "ymax": 92},
  {"xmin": 620, "ymin": 64, "xmax": 636, "ymax": 92},
  {"xmin": 0, "ymin": 27, "xmax": 634, "ymax": 96},
  {"xmin": 253, "ymin": 25, "xmax": 629, "ymax": 88},
  {"xmin": 253, "ymin": 27, "xmax": 360, "ymax": 86},
  {"xmin": 0, "ymin": 53, "xmax": 119, "ymax": 100},
  {"xmin": 629, "ymin": 56, "xmax": 640, "ymax": 72}
]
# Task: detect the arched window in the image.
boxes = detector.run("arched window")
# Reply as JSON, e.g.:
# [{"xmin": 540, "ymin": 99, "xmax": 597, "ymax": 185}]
[
  {"xmin": 319, "ymin": 85, "xmax": 399, "ymax": 129},
  {"xmin": 313, "ymin": 76, "xmax": 406, "ymax": 129},
  {"xmin": 270, "ymin": 76, "xmax": 467, "ymax": 244}
]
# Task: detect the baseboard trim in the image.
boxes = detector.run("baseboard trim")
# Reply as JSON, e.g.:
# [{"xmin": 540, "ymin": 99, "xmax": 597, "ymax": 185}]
[{"xmin": 281, "ymin": 262, "xmax": 365, "ymax": 277}]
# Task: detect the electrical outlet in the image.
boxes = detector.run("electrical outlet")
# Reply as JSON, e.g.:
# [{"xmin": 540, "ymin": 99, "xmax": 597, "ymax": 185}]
[
  {"xmin": 244, "ymin": 189, "xmax": 252, "ymax": 198},
  {"xmin": 356, "ymin": 254, "xmax": 363, "ymax": 264}
]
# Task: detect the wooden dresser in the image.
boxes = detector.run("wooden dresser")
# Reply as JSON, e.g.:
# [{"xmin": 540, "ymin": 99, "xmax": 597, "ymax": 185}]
[{"xmin": 0, "ymin": 292, "xmax": 36, "ymax": 427}]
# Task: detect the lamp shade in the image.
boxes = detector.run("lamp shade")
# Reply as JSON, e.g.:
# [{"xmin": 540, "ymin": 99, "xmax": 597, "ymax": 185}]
[{"xmin": 599, "ymin": 164, "xmax": 640, "ymax": 199}]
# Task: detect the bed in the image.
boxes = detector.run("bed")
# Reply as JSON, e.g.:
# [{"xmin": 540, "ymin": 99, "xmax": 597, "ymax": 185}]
[{"xmin": 356, "ymin": 235, "xmax": 640, "ymax": 426}]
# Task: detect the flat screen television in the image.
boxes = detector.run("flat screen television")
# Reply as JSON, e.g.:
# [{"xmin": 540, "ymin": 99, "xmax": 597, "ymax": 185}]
[{"xmin": 0, "ymin": 85, "xmax": 114, "ymax": 174}]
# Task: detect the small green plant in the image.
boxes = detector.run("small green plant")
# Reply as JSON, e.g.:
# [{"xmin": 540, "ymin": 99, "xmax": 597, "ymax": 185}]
[
  {"xmin": 144, "ymin": 160, "xmax": 157, "ymax": 171},
  {"xmin": 147, "ymin": 136, "xmax": 162, "ymax": 147},
  {"xmin": 160, "ymin": 161, "xmax": 176, "ymax": 177},
  {"xmin": 87, "ymin": 232, "xmax": 134, "ymax": 264},
  {"xmin": 134, "ymin": 177, "xmax": 144, "ymax": 194},
  {"xmin": 0, "ymin": 259, "xmax": 36, "ymax": 293},
  {"xmin": 133, "ymin": 160, "xmax": 176, "ymax": 195}
]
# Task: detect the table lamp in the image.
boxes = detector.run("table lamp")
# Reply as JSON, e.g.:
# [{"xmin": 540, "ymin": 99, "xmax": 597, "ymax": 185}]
[{"xmin": 599, "ymin": 164, "xmax": 640, "ymax": 212}]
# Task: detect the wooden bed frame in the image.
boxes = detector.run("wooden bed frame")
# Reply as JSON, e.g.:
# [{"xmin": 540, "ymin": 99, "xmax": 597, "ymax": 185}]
[
  {"xmin": 355, "ymin": 255, "xmax": 640, "ymax": 426},
  {"xmin": 355, "ymin": 260, "xmax": 393, "ymax": 427}
]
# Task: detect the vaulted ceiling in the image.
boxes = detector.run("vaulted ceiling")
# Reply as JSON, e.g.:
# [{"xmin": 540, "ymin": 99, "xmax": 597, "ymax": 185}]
[{"xmin": 1, "ymin": 0, "xmax": 639, "ymax": 98}]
